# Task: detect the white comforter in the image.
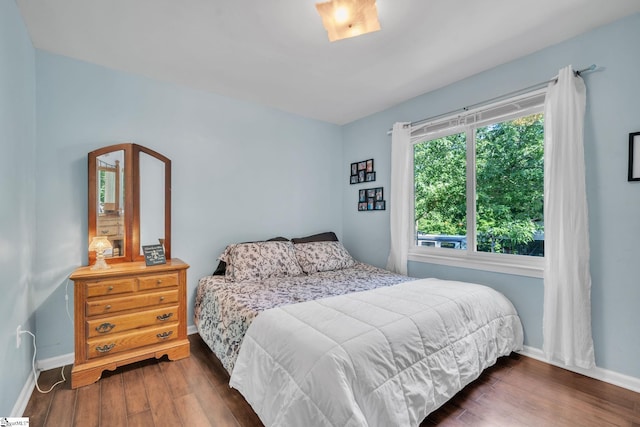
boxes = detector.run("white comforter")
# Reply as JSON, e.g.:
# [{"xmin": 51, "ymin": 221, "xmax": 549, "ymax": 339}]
[{"xmin": 230, "ymin": 278, "xmax": 523, "ymax": 427}]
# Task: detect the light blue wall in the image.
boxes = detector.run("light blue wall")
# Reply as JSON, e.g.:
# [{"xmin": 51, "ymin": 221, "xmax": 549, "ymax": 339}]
[
  {"xmin": 32, "ymin": 51, "xmax": 343, "ymax": 359},
  {"xmin": 0, "ymin": 0, "xmax": 37, "ymax": 415},
  {"xmin": 6, "ymin": 6, "xmax": 640, "ymax": 411},
  {"xmin": 342, "ymin": 13, "xmax": 640, "ymax": 379}
]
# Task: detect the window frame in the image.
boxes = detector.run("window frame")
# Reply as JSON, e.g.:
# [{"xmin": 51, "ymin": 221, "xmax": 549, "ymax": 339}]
[{"xmin": 408, "ymin": 90, "xmax": 546, "ymax": 278}]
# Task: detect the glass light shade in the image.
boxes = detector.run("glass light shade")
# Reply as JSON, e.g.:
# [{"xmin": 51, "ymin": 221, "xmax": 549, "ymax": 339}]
[
  {"xmin": 316, "ymin": 0, "xmax": 380, "ymax": 42},
  {"xmin": 89, "ymin": 236, "xmax": 113, "ymax": 270}
]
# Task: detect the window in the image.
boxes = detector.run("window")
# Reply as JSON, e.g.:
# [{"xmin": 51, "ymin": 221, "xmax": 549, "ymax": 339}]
[{"xmin": 410, "ymin": 90, "xmax": 545, "ymax": 277}]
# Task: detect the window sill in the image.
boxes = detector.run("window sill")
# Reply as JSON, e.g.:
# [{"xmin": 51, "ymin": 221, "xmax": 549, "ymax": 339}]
[{"xmin": 408, "ymin": 249, "xmax": 544, "ymax": 278}]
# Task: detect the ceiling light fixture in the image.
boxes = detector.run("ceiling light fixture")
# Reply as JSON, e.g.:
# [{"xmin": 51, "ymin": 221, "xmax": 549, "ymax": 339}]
[{"xmin": 316, "ymin": 0, "xmax": 381, "ymax": 42}]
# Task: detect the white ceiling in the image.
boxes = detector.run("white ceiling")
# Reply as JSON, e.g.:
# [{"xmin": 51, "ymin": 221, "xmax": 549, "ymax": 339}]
[{"xmin": 16, "ymin": 0, "xmax": 640, "ymax": 125}]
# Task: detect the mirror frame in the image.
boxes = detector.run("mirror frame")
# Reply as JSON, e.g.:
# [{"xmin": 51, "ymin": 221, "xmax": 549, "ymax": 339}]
[{"xmin": 88, "ymin": 143, "xmax": 171, "ymax": 264}]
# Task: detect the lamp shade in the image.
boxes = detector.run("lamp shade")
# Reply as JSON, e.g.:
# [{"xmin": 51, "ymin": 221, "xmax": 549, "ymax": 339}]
[
  {"xmin": 316, "ymin": 0, "xmax": 381, "ymax": 42},
  {"xmin": 89, "ymin": 236, "xmax": 112, "ymax": 252}
]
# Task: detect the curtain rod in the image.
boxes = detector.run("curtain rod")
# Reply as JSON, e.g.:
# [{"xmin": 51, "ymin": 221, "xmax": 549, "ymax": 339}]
[{"xmin": 387, "ymin": 64, "xmax": 598, "ymax": 134}]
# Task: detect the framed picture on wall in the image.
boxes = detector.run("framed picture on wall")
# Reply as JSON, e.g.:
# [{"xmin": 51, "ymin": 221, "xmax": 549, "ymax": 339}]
[
  {"xmin": 374, "ymin": 201, "xmax": 386, "ymax": 210},
  {"xmin": 629, "ymin": 132, "xmax": 640, "ymax": 181},
  {"xmin": 375, "ymin": 187, "xmax": 383, "ymax": 201},
  {"xmin": 366, "ymin": 159, "xmax": 374, "ymax": 172},
  {"xmin": 357, "ymin": 186, "xmax": 386, "ymax": 211},
  {"xmin": 350, "ymin": 158, "xmax": 376, "ymax": 184}
]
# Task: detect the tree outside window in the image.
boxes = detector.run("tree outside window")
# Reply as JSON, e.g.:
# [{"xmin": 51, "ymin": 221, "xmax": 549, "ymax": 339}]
[{"xmin": 413, "ymin": 112, "xmax": 544, "ymax": 257}]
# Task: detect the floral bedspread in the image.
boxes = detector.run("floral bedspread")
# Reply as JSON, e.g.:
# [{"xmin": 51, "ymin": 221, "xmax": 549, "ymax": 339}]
[{"xmin": 194, "ymin": 263, "xmax": 413, "ymax": 374}]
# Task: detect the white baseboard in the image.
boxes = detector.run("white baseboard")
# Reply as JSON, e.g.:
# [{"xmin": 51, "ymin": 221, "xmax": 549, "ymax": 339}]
[
  {"xmin": 37, "ymin": 352, "xmax": 74, "ymax": 371},
  {"xmin": 519, "ymin": 346, "xmax": 640, "ymax": 393},
  {"xmin": 11, "ymin": 370, "xmax": 37, "ymax": 417}
]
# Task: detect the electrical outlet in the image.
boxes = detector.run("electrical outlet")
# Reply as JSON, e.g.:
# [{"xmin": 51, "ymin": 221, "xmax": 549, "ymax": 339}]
[{"xmin": 16, "ymin": 325, "xmax": 21, "ymax": 348}]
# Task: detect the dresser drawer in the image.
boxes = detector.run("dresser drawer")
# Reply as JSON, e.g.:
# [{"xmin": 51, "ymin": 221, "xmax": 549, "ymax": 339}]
[
  {"xmin": 86, "ymin": 305, "xmax": 179, "ymax": 338},
  {"xmin": 138, "ymin": 273, "xmax": 178, "ymax": 291},
  {"xmin": 97, "ymin": 224, "xmax": 120, "ymax": 236},
  {"xmin": 97, "ymin": 216, "xmax": 120, "ymax": 226},
  {"xmin": 86, "ymin": 289, "xmax": 178, "ymax": 316},
  {"xmin": 86, "ymin": 323, "xmax": 179, "ymax": 359},
  {"xmin": 86, "ymin": 278, "xmax": 136, "ymax": 298}
]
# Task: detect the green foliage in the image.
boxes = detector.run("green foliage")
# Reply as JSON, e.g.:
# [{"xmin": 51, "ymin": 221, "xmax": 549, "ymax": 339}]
[
  {"xmin": 414, "ymin": 132, "xmax": 466, "ymax": 235},
  {"xmin": 414, "ymin": 113, "xmax": 544, "ymax": 254},
  {"xmin": 99, "ymin": 170, "xmax": 106, "ymax": 203}
]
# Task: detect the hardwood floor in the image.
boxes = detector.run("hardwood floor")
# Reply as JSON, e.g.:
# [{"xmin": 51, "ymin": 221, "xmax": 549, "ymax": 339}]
[{"xmin": 23, "ymin": 334, "xmax": 640, "ymax": 426}]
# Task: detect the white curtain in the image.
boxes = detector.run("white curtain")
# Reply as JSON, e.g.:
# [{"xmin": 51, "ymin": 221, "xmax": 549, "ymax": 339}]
[
  {"xmin": 386, "ymin": 122, "xmax": 411, "ymax": 275},
  {"xmin": 104, "ymin": 171, "xmax": 115, "ymax": 203},
  {"xmin": 543, "ymin": 65, "xmax": 595, "ymax": 369}
]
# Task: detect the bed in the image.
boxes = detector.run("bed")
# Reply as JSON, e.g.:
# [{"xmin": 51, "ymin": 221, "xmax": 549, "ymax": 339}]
[{"xmin": 194, "ymin": 234, "xmax": 523, "ymax": 426}]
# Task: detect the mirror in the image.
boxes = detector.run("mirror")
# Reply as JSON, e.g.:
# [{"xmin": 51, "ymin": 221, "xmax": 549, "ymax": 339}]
[
  {"xmin": 139, "ymin": 151, "xmax": 165, "ymax": 255},
  {"xmin": 88, "ymin": 143, "xmax": 171, "ymax": 264},
  {"xmin": 96, "ymin": 150, "xmax": 125, "ymax": 258}
]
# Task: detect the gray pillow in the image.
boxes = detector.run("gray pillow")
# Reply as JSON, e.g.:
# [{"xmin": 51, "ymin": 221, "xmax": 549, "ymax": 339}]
[{"xmin": 291, "ymin": 231, "xmax": 338, "ymax": 244}]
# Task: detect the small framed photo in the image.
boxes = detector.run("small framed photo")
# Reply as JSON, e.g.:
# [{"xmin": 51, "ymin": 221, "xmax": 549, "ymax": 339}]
[
  {"xmin": 142, "ymin": 244, "xmax": 166, "ymax": 266},
  {"xmin": 365, "ymin": 172, "xmax": 376, "ymax": 182},
  {"xmin": 358, "ymin": 161, "xmax": 367, "ymax": 171},
  {"xmin": 358, "ymin": 170, "xmax": 365, "ymax": 182},
  {"xmin": 374, "ymin": 201, "xmax": 386, "ymax": 210},
  {"xmin": 358, "ymin": 202, "xmax": 368, "ymax": 211},
  {"xmin": 367, "ymin": 188, "xmax": 376, "ymax": 198},
  {"xmin": 351, "ymin": 162, "xmax": 358, "ymax": 176},
  {"xmin": 367, "ymin": 198, "xmax": 374, "ymax": 210},
  {"xmin": 366, "ymin": 159, "xmax": 374, "ymax": 172},
  {"xmin": 350, "ymin": 175, "xmax": 359, "ymax": 184},
  {"xmin": 629, "ymin": 132, "xmax": 640, "ymax": 181},
  {"xmin": 359, "ymin": 189, "xmax": 366, "ymax": 202},
  {"xmin": 375, "ymin": 187, "xmax": 383, "ymax": 201}
]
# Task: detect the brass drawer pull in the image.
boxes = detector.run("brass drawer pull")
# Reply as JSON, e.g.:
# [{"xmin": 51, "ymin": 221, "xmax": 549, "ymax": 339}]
[
  {"xmin": 95, "ymin": 323, "xmax": 115, "ymax": 333},
  {"xmin": 156, "ymin": 313, "xmax": 173, "ymax": 321},
  {"xmin": 107, "ymin": 286, "xmax": 114, "ymax": 291},
  {"xmin": 159, "ymin": 296, "xmax": 165, "ymax": 302},
  {"xmin": 156, "ymin": 279, "xmax": 162, "ymax": 285},
  {"xmin": 156, "ymin": 331, "xmax": 173, "ymax": 340},
  {"xmin": 104, "ymin": 304, "xmax": 112, "ymax": 310},
  {"xmin": 96, "ymin": 343, "xmax": 115, "ymax": 353}
]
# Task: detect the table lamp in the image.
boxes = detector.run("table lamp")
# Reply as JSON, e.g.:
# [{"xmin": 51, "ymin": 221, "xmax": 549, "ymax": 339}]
[{"xmin": 89, "ymin": 236, "xmax": 112, "ymax": 270}]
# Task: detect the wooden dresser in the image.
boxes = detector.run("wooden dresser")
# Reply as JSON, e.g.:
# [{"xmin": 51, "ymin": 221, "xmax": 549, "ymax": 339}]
[{"xmin": 70, "ymin": 259, "xmax": 190, "ymax": 388}]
